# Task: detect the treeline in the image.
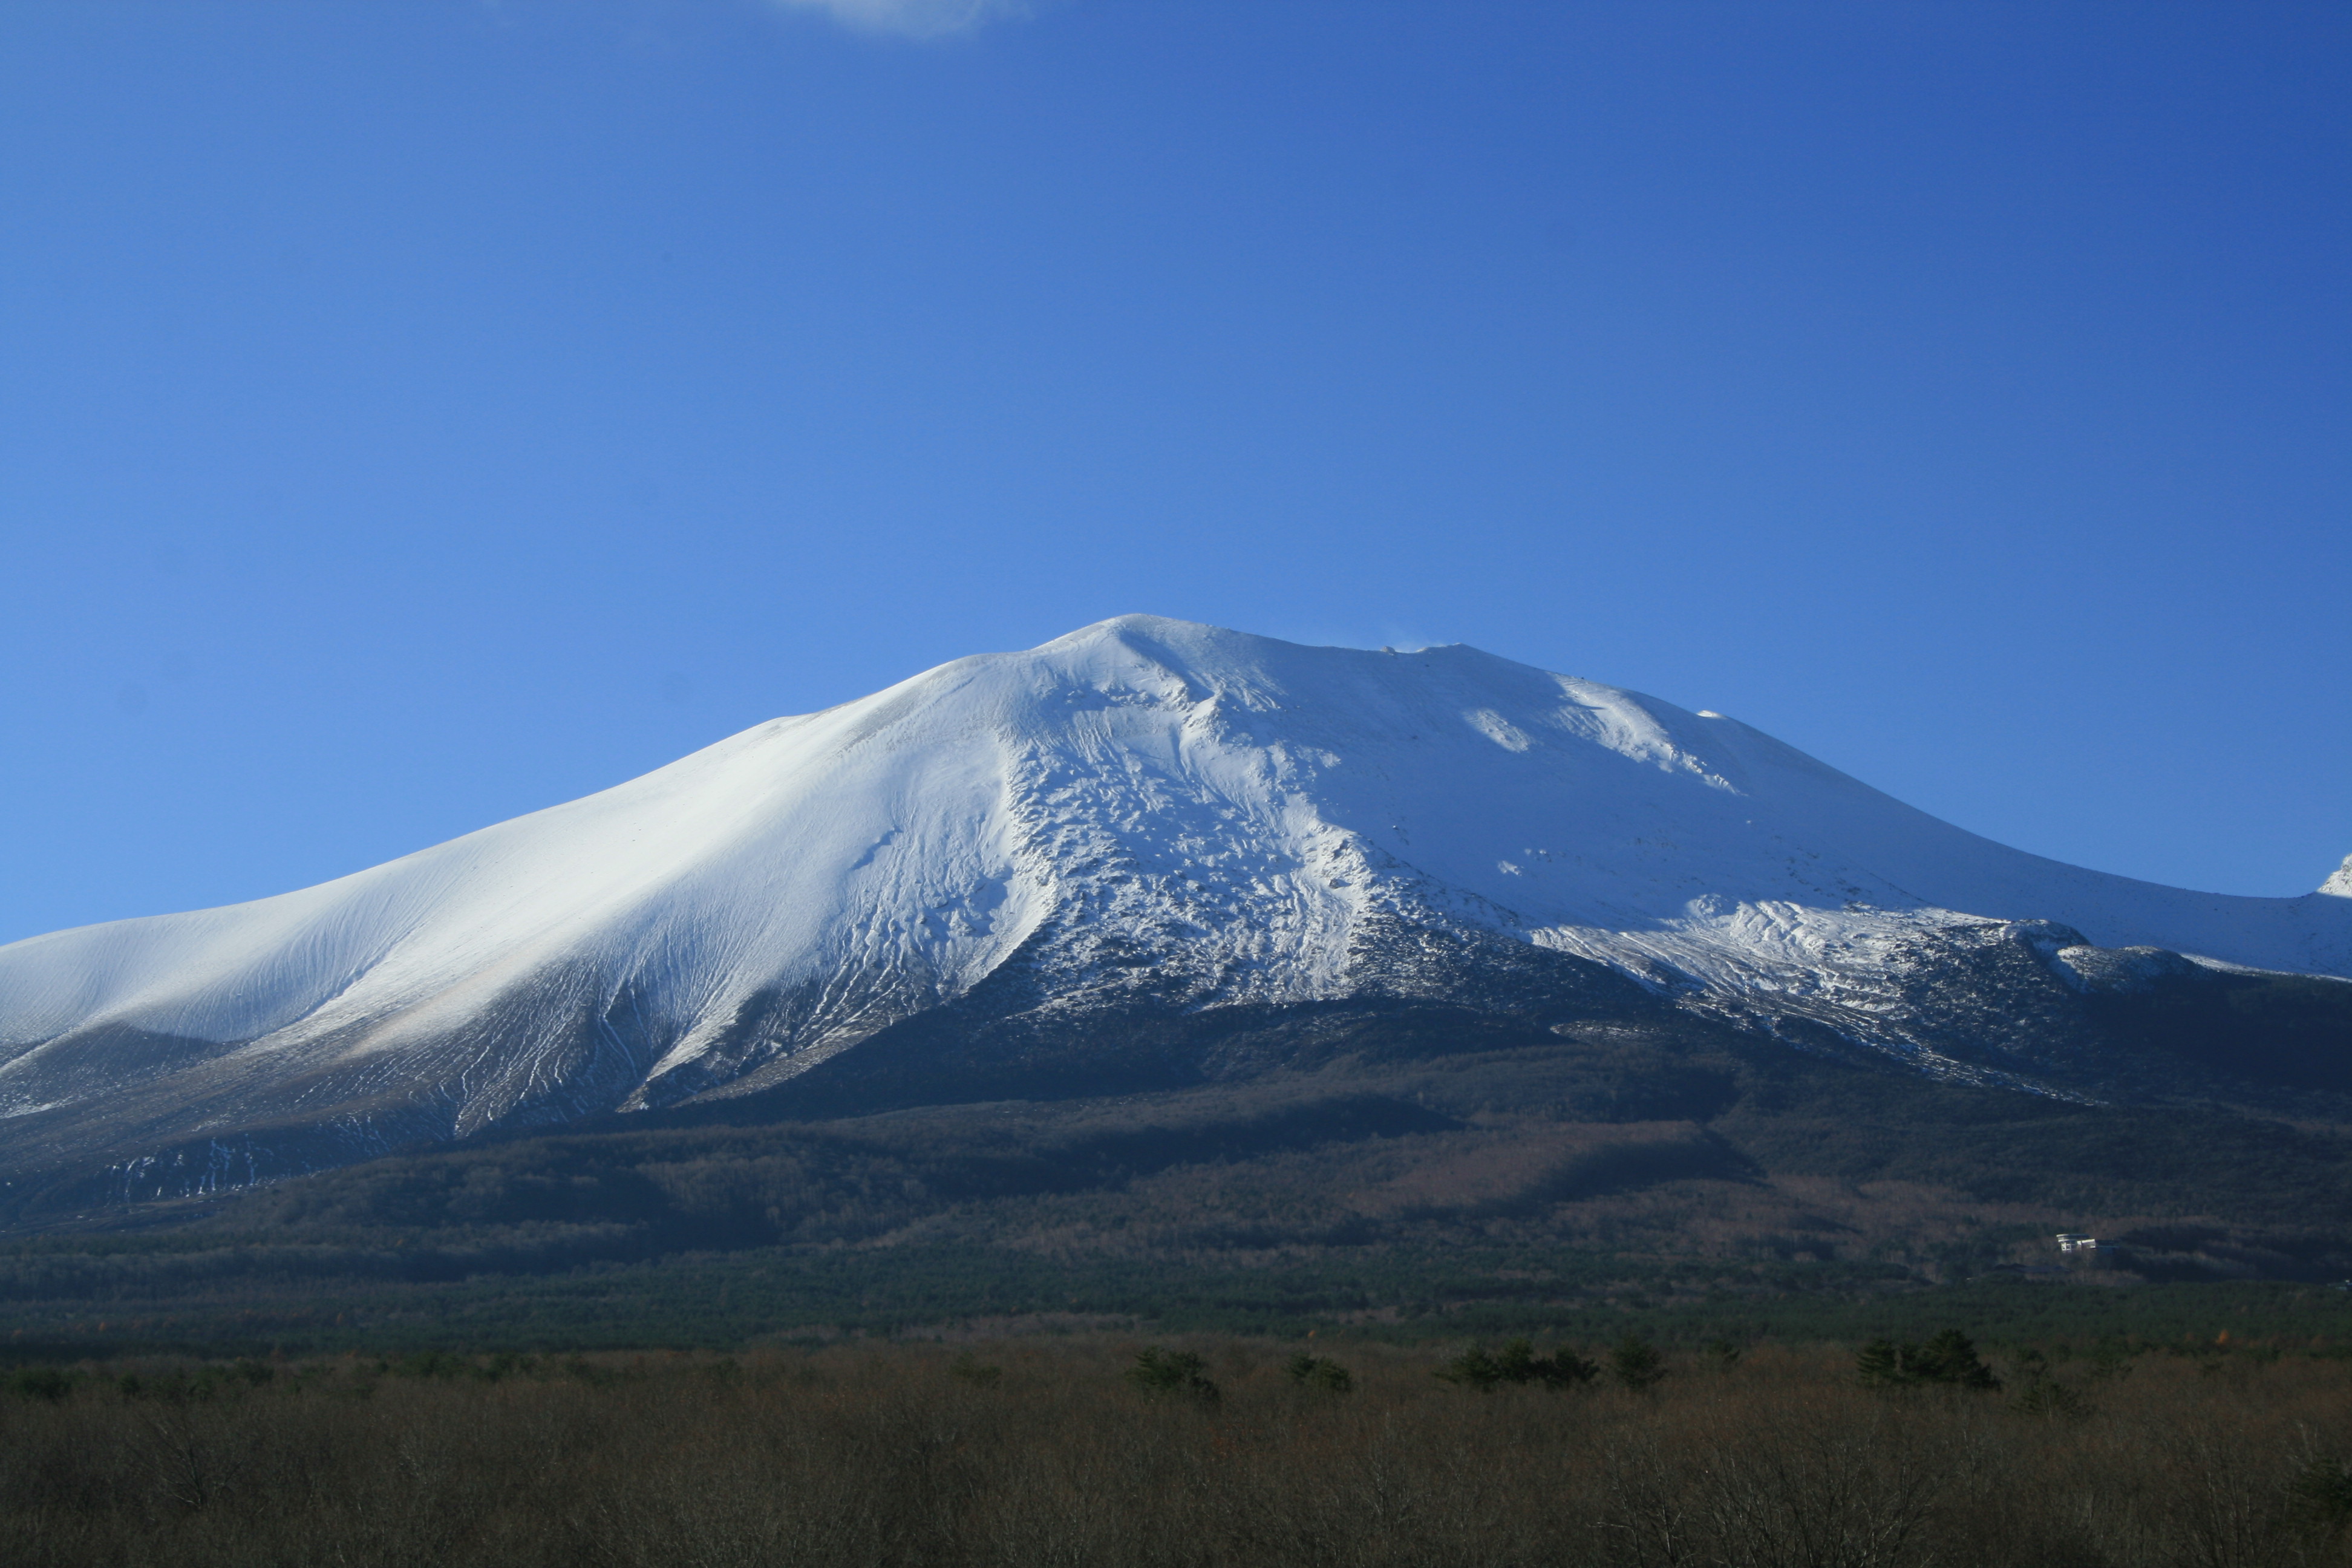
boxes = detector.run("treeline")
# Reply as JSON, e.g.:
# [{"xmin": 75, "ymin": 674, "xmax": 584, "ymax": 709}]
[
  {"xmin": 5, "ymin": 1229, "xmax": 2352, "ymax": 1359},
  {"xmin": 26, "ymin": 1007, "xmax": 2352, "ymax": 1272},
  {"xmin": 4, "ymin": 1335, "xmax": 2352, "ymax": 1566},
  {"xmin": 5, "ymin": 1016, "xmax": 2352, "ymax": 1362}
]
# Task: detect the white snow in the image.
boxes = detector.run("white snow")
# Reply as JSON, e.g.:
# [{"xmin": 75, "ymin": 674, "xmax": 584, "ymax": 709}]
[{"xmin": 1, "ymin": 615, "xmax": 2345, "ymax": 1140}]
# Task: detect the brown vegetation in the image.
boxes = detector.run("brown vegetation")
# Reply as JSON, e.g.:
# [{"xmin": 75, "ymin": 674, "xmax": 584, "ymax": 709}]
[{"xmin": 4, "ymin": 1337, "xmax": 2352, "ymax": 1566}]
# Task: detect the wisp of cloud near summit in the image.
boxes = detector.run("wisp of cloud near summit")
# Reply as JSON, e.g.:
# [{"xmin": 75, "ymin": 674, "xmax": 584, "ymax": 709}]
[{"xmin": 769, "ymin": 0, "xmax": 1034, "ymax": 40}]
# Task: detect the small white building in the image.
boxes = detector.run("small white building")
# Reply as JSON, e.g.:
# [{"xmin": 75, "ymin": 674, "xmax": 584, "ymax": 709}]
[{"xmin": 2054, "ymin": 1233, "xmax": 2100, "ymax": 1253}]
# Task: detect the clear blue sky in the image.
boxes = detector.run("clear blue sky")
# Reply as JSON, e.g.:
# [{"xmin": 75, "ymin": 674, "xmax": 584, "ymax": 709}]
[{"xmin": 2, "ymin": 0, "xmax": 2346, "ymax": 946}]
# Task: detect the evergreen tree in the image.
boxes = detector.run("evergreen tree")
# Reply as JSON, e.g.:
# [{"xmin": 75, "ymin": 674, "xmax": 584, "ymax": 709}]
[
  {"xmin": 1435, "ymin": 1345, "xmax": 1505, "ymax": 1391},
  {"xmin": 1855, "ymin": 1330, "xmax": 2000, "ymax": 1391},
  {"xmin": 1126, "ymin": 1347, "xmax": 1220, "ymax": 1405},
  {"xmin": 1913, "ymin": 1329, "xmax": 2000, "ymax": 1390},
  {"xmin": 1856, "ymin": 1338, "xmax": 1905, "ymax": 1387},
  {"xmin": 1609, "ymin": 1334, "xmax": 1666, "ymax": 1393},
  {"xmin": 1284, "ymin": 1353, "xmax": 1353, "ymax": 1393},
  {"xmin": 1536, "ymin": 1346, "xmax": 1598, "ymax": 1388},
  {"xmin": 1436, "ymin": 1339, "xmax": 1594, "ymax": 1391}
]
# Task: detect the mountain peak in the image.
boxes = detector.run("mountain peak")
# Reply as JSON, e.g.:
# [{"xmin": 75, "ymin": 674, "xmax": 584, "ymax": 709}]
[{"xmin": 1, "ymin": 617, "xmax": 2345, "ymax": 1205}]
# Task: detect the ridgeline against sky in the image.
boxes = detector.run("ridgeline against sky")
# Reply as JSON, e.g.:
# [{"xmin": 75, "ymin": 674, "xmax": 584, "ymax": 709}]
[
  {"xmin": 4, "ymin": 618, "xmax": 2345, "ymax": 1201},
  {"xmin": 1, "ymin": 2, "xmax": 2345, "ymax": 950}
]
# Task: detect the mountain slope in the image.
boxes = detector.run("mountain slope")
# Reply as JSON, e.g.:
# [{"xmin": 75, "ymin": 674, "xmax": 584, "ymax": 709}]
[{"xmin": 1, "ymin": 615, "xmax": 2345, "ymax": 1203}]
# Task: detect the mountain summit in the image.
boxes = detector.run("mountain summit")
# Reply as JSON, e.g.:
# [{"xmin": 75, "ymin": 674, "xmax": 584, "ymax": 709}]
[{"xmin": 3, "ymin": 616, "xmax": 2347, "ymax": 1203}]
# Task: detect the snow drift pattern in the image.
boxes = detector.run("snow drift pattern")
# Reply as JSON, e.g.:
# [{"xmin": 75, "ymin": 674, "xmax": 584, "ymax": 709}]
[{"xmin": 0, "ymin": 616, "xmax": 2344, "ymax": 1187}]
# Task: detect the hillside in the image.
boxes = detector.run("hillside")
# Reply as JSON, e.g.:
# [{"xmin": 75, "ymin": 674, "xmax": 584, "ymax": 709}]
[{"xmin": 0, "ymin": 615, "xmax": 2345, "ymax": 1216}]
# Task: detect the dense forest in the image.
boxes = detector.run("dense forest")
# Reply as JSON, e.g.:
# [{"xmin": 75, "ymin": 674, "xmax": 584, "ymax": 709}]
[{"xmin": 1, "ymin": 1003, "xmax": 2348, "ymax": 1357}]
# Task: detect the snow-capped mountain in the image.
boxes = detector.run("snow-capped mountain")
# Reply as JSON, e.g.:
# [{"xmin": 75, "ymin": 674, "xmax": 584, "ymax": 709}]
[{"xmin": 2, "ymin": 616, "xmax": 2346, "ymax": 1201}]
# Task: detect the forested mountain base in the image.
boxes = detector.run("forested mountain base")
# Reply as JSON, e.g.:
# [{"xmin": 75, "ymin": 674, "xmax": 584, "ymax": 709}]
[
  {"xmin": 6, "ymin": 1238, "xmax": 2352, "ymax": 1361},
  {"xmin": 2, "ymin": 1008, "xmax": 2347, "ymax": 1358}
]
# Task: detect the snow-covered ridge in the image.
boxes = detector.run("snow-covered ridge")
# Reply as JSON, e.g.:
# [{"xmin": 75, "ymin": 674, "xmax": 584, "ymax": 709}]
[{"xmin": 0, "ymin": 615, "xmax": 2345, "ymax": 1184}]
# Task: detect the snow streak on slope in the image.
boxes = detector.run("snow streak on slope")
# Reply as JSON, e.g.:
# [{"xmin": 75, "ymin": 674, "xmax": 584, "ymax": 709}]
[{"xmin": 0, "ymin": 616, "xmax": 2345, "ymax": 1187}]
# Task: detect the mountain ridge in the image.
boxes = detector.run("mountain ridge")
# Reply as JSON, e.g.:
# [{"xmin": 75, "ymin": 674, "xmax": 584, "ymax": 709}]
[{"xmin": 1, "ymin": 615, "xmax": 2345, "ymax": 1208}]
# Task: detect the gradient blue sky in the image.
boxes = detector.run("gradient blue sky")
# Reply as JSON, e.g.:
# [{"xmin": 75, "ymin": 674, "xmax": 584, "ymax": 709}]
[{"xmin": 2, "ymin": 0, "xmax": 2346, "ymax": 946}]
